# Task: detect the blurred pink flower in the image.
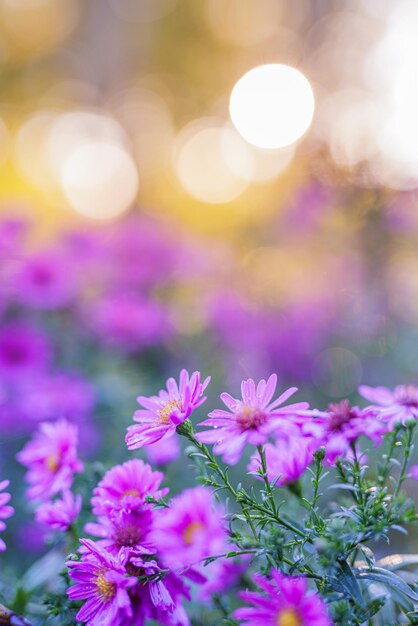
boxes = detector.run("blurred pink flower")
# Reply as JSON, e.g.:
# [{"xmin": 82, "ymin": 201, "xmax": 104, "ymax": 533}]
[
  {"xmin": 150, "ymin": 486, "xmax": 228, "ymax": 570},
  {"xmin": 0, "ymin": 480, "xmax": 14, "ymax": 552},
  {"xmin": 0, "ymin": 321, "xmax": 51, "ymax": 380},
  {"xmin": 36, "ymin": 490, "xmax": 81, "ymax": 531},
  {"xmin": 248, "ymin": 438, "xmax": 314, "ymax": 486},
  {"xmin": 146, "ymin": 435, "xmax": 181, "ymax": 466},
  {"xmin": 359, "ymin": 383, "xmax": 418, "ymax": 429},
  {"xmin": 17, "ymin": 419, "xmax": 83, "ymax": 501}
]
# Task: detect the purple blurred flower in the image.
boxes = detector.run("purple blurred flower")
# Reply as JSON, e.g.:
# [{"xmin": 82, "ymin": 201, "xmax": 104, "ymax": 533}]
[
  {"xmin": 0, "ymin": 321, "xmax": 51, "ymax": 380},
  {"xmin": 303, "ymin": 400, "xmax": 384, "ymax": 466},
  {"xmin": 0, "ymin": 480, "xmax": 13, "ymax": 552},
  {"xmin": 17, "ymin": 419, "xmax": 83, "ymax": 501},
  {"xmin": 88, "ymin": 292, "xmax": 170, "ymax": 352},
  {"xmin": 90, "ymin": 459, "xmax": 168, "ymax": 518},
  {"xmin": 146, "ymin": 435, "xmax": 181, "ymax": 466},
  {"xmin": 14, "ymin": 250, "xmax": 77, "ymax": 309},
  {"xmin": 196, "ymin": 374, "xmax": 308, "ymax": 465},
  {"xmin": 359, "ymin": 384, "xmax": 418, "ymax": 429},
  {"xmin": 150, "ymin": 486, "xmax": 227, "ymax": 570},
  {"xmin": 410, "ymin": 465, "xmax": 418, "ymax": 481},
  {"xmin": 233, "ymin": 569, "xmax": 332, "ymax": 626},
  {"xmin": 36, "ymin": 490, "xmax": 82, "ymax": 531},
  {"xmin": 67, "ymin": 538, "xmax": 136, "ymax": 626},
  {"xmin": 198, "ymin": 549, "xmax": 249, "ymax": 603},
  {"xmin": 248, "ymin": 438, "xmax": 314, "ymax": 486},
  {"xmin": 126, "ymin": 370, "xmax": 210, "ymax": 450},
  {"xmin": 21, "ymin": 371, "xmax": 95, "ymax": 422}
]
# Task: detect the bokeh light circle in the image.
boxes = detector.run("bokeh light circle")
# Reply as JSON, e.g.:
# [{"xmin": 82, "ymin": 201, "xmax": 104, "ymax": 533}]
[
  {"xmin": 60, "ymin": 142, "xmax": 139, "ymax": 220},
  {"xmin": 229, "ymin": 63, "xmax": 315, "ymax": 149}
]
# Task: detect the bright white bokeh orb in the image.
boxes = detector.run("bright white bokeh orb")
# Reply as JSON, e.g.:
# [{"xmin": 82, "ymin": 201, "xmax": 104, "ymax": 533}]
[
  {"xmin": 229, "ymin": 63, "xmax": 315, "ymax": 149},
  {"xmin": 60, "ymin": 142, "xmax": 139, "ymax": 220}
]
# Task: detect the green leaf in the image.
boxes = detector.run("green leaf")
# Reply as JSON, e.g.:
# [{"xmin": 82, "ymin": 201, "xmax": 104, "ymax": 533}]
[{"xmin": 355, "ymin": 566, "xmax": 418, "ymax": 602}]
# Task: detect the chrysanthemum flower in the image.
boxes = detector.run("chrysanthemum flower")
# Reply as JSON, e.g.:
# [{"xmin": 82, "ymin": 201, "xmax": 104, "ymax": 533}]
[
  {"xmin": 0, "ymin": 480, "xmax": 14, "ymax": 552},
  {"xmin": 85, "ymin": 508, "xmax": 154, "ymax": 555},
  {"xmin": 248, "ymin": 438, "xmax": 315, "ymax": 486},
  {"xmin": 233, "ymin": 569, "xmax": 332, "ymax": 626},
  {"xmin": 359, "ymin": 383, "xmax": 418, "ymax": 429},
  {"xmin": 17, "ymin": 419, "xmax": 83, "ymax": 501},
  {"xmin": 150, "ymin": 486, "xmax": 228, "ymax": 570},
  {"xmin": 90, "ymin": 459, "xmax": 168, "ymax": 517},
  {"xmin": 196, "ymin": 374, "xmax": 308, "ymax": 465},
  {"xmin": 302, "ymin": 400, "xmax": 384, "ymax": 466},
  {"xmin": 36, "ymin": 490, "xmax": 81, "ymax": 531},
  {"xmin": 126, "ymin": 370, "xmax": 210, "ymax": 450},
  {"xmin": 67, "ymin": 539, "xmax": 137, "ymax": 626}
]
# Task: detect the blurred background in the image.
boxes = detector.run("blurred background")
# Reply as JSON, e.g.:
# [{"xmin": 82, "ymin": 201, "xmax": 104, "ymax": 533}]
[{"xmin": 1, "ymin": 0, "xmax": 418, "ymax": 580}]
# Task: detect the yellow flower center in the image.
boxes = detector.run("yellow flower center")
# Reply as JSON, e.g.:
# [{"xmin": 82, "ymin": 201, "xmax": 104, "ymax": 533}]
[
  {"xmin": 183, "ymin": 521, "xmax": 204, "ymax": 545},
  {"xmin": 45, "ymin": 454, "xmax": 60, "ymax": 473},
  {"xmin": 95, "ymin": 571, "xmax": 116, "ymax": 601},
  {"xmin": 157, "ymin": 399, "xmax": 182, "ymax": 425},
  {"xmin": 277, "ymin": 608, "xmax": 302, "ymax": 626},
  {"xmin": 122, "ymin": 488, "xmax": 140, "ymax": 498}
]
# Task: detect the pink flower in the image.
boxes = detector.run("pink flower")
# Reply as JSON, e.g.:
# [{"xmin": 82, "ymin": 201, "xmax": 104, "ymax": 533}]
[
  {"xmin": 85, "ymin": 508, "xmax": 154, "ymax": 555},
  {"xmin": 150, "ymin": 486, "xmax": 228, "ymax": 571},
  {"xmin": 17, "ymin": 419, "xmax": 83, "ymax": 501},
  {"xmin": 0, "ymin": 480, "xmax": 14, "ymax": 552},
  {"xmin": 233, "ymin": 569, "xmax": 332, "ymax": 626},
  {"xmin": 359, "ymin": 384, "xmax": 418, "ymax": 429},
  {"xmin": 14, "ymin": 250, "xmax": 77, "ymax": 309},
  {"xmin": 248, "ymin": 438, "xmax": 315, "ymax": 486},
  {"xmin": 0, "ymin": 321, "xmax": 51, "ymax": 380},
  {"xmin": 67, "ymin": 539, "xmax": 136, "ymax": 626},
  {"xmin": 90, "ymin": 459, "xmax": 168, "ymax": 518},
  {"xmin": 302, "ymin": 400, "xmax": 385, "ymax": 466},
  {"xmin": 87, "ymin": 292, "xmax": 170, "ymax": 352},
  {"xmin": 198, "ymin": 549, "xmax": 250, "ymax": 602},
  {"xmin": 146, "ymin": 436, "xmax": 181, "ymax": 466},
  {"xmin": 410, "ymin": 465, "xmax": 418, "ymax": 481},
  {"xmin": 126, "ymin": 370, "xmax": 210, "ymax": 450},
  {"xmin": 36, "ymin": 491, "xmax": 82, "ymax": 531},
  {"xmin": 196, "ymin": 374, "xmax": 308, "ymax": 465}
]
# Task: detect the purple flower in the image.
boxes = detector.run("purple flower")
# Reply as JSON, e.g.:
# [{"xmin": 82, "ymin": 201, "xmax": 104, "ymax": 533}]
[
  {"xmin": 0, "ymin": 480, "xmax": 14, "ymax": 552},
  {"xmin": 233, "ymin": 569, "xmax": 332, "ymax": 626},
  {"xmin": 85, "ymin": 508, "xmax": 154, "ymax": 555},
  {"xmin": 302, "ymin": 400, "xmax": 385, "ymax": 466},
  {"xmin": 248, "ymin": 438, "xmax": 314, "ymax": 486},
  {"xmin": 14, "ymin": 250, "xmax": 77, "ymax": 309},
  {"xmin": 198, "ymin": 549, "xmax": 250, "ymax": 602},
  {"xmin": 0, "ymin": 321, "xmax": 51, "ymax": 380},
  {"xmin": 90, "ymin": 459, "xmax": 168, "ymax": 518},
  {"xmin": 36, "ymin": 491, "xmax": 82, "ymax": 531},
  {"xmin": 17, "ymin": 419, "xmax": 83, "ymax": 501},
  {"xmin": 146, "ymin": 436, "xmax": 181, "ymax": 466},
  {"xmin": 87, "ymin": 292, "xmax": 170, "ymax": 352},
  {"xmin": 126, "ymin": 370, "xmax": 210, "ymax": 450},
  {"xmin": 196, "ymin": 374, "xmax": 308, "ymax": 465},
  {"xmin": 127, "ymin": 553, "xmax": 191, "ymax": 625},
  {"xmin": 410, "ymin": 465, "xmax": 418, "ymax": 481},
  {"xmin": 359, "ymin": 384, "xmax": 418, "ymax": 429},
  {"xmin": 67, "ymin": 539, "xmax": 136, "ymax": 626},
  {"xmin": 150, "ymin": 486, "xmax": 228, "ymax": 570}
]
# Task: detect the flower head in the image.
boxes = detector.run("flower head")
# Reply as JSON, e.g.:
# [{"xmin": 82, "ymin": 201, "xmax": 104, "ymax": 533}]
[
  {"xmin": 0, "ymin": 321, "xmax": 51, "ymax": 380},
  {"xmin": 233, "ymin": 569, "xmax": 332, "ymax": 626},
  {"xmin": 0, "ymin": 480, "xmax": 14, "ymax": 552},
  {"xmin": 17, "ymin": 419, "xmax": 83, "ymax": 501},
  {"xmin": 36, "ymin": 491, "xmax": 82, "ymax": 531},
  {"xmin": 248, "ymin": 438, "xmax": 315, "ymax": 486},
  {"xmin": 359, "ymin": 383, "xmax": 418, "ymax": 429},
  {"xmin": 67, "ymin": 539, "xmax": 136, "ymax": 626},
  {"xmin": 126, "ymin": 370, "xmax": 210, "ymax": 450},
  {"xmin": 91, "ymin": 459, "xmax": 168, "ymax": 518},
  {"xmin": 85, "ymin": 508, "xmax": 154, "ymax": 555},
  {"xmin": 151, "ymin": 486, "xmax": 228, "ymax": 570},
  {"xmin": 196, "ymin": 374, "xmax": 308, "ymax": 465}
]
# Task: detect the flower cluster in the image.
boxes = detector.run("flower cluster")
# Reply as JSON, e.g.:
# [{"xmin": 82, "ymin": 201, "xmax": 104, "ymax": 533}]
[
  {"xmin": 66, "ymin": 456, "xmax": 231, "ymax": 625},
  {"xmin": 17, "ymin": 419, "xmax": 83, "ymax": 531}
]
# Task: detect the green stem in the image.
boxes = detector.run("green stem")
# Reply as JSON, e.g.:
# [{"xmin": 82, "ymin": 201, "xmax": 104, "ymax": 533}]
[{"xmin": 394, "ymin": 423, "xmax": 416, "ymax": 497}]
